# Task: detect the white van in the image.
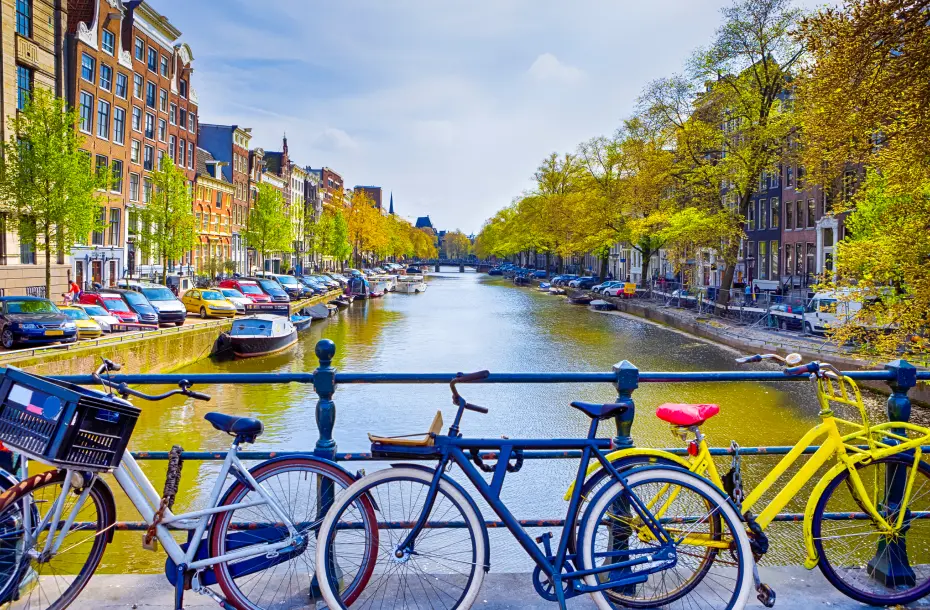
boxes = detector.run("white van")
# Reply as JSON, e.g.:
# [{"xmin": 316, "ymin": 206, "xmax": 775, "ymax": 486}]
[
  {"xmin": 119, "ymin": 280, "xmax": 187, "ymax": 326},
  {"xmin": 803, "ymin": 290, "xmax": 865, "ymax": 335}
]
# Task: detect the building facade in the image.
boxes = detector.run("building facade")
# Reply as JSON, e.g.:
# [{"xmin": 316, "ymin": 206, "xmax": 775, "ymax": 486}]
[
  {"xmin": 0, "ymin": 0, "xmax": 70, "ymax": 297},
  {"xmin": 742, "ymin": 168, "xmax": 782, "ymax": 285},
  {"xmin": 309, "ymin": 167, "xmax": 343, "ymax": 208},
  {"xmin": 191, "ymin": 147, "xmax": 233, "ymax": 276},
  {"xmin": 354, "ymin": 185, "xmax": 382, "ymax": 211}
]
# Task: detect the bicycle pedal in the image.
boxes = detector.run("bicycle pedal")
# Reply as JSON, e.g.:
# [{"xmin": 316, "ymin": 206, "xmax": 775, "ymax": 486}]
[
  {"xmin": 142, "ymin": 535, "xmax": 159, "ymax": 552},
  {"xmin": 535, "ymin": 532, "xmax": 554, "ymax": 558},
  {"xmin": 756, "ymin": 583, "xmax": 776, "ymax": 608}
]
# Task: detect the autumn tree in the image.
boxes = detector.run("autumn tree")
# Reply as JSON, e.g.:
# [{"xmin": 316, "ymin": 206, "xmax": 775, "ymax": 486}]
[
  {"xmin": 443, "ymin": 230, "xmax": 471, "ymax": 259},
  {"xmin": 0, "ymin": 88, "xmax": 104, "ymax": 295},
  {"xmin": 136, "ymin": 157, "xmax": 196, "ymax": 284},
  {"xmin": 244, "ymin": 183, "xmax": 292, "ymax": 272}
]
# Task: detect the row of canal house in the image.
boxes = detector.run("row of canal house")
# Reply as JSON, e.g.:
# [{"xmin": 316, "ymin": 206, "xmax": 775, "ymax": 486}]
[{"xmin": 0, "ymin": 0, "xmax": 345, "ymax": 297}]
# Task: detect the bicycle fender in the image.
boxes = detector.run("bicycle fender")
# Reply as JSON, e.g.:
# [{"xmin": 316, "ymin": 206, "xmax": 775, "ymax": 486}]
[
  {"xmin": 802, "ymin": 460, "xmax": 855, "ymax": 570},
  {"xmin": 563, "ymin": 449, "xmax": 689, "ymax": 501},
  {"xmin": 391, "ymin": 463, "xmax": 491, "ymax": 572}
]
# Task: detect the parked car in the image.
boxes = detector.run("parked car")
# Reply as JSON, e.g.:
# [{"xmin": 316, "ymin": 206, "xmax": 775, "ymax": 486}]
[
  {"xmin": 181, "ymin": 289, "xmax": 237, "ymax": 319},
  {"xmin": 312, "ymin": 275, "xmax": 340, "ymax": 289},
  {"xmin": 568, "ymin": 276, "xmax": 597, "ymax": 289},
  {"xmin": 109, "ymin": 289, "xmax": 159, "ymax": 325},
  {"xmin": 119, "ymin": 281, "xmax": 187, "ymax": 326},
  {"xmin": 59, "ymin": 306, "xmax": 103, "ymax": 339},
  {"xmin": 75, "ymin": 304, "xmax": 119, "ymax": 333},
  {"xmin": 219, "ymin": 288, "xmax": 251, "ymax": 314},
  {"xmin": 551, "ymin": 275, "xmax": 578, "ymax": 287},
  {"xmin": 245, "ymin": 277, "xmax": 290, "ymax": 303},
  {"xmin": 265, "ymin": 273, "xmax": 308, "ymax": 300},
  {"xmin": 79, "ymin": 293, "xmax": 140, "ymax": 324},
  {"xmin": 0, "ymin": 297, "xmax": 77, "ymax": 348},
  {"xmin": 299, "ymin": 277, "xmax": 327, "ymax": 295},
  {"xmin": 218, "ymin": 279, "xmax": 271, "ymax": 304},
  {"xmin": 592, "ymin": 281, "xmax": 622, "ymax": 294}
]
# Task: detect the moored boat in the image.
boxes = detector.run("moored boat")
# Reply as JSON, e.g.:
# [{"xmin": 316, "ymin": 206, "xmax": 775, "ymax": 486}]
[
  {"xmin": 306, "ymin": 303, "xmax": 336, "ymax": 320},
  {"xmin": 396, "ymin": 276, "xmax": 427, "ymax": 294},
  {"xmin": 228, "ymin": 315, "xmax": 297, "ymax": 358},
  {"xmin": 549, "ymin": 287, "xmax": 566, "ymax": 295},
  {"xmin": 290, "ymin": 314, "xmax": 313, "ymax": 332},
  {"xmin": 590, "ymin": 299, "xmax": 617, "ymax": 311},
  {"xmin": 537, "ymin": 282, "xmax": 551, "ymax": 292},
  {"xmin": 568, "ymin": 293, "xmax": 594, "ymax": 305}
]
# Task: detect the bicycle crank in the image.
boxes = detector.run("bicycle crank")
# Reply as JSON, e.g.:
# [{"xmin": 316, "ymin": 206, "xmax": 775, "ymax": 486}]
[{"xmin": 751, "ymin": 561, "xmax": 776, "ymax": 608}]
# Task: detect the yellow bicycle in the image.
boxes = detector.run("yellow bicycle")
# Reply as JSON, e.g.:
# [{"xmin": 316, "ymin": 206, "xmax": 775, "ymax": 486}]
[{"xmin": 567, "ymin": 353, "xmax": 930, "ymax": 607}]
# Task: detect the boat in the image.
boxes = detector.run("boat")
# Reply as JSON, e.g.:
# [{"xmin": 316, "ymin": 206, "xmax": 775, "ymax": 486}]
[
  {"xmin": 549, "ymin": 287, "xmax": 566, "ymax": 295},
  {"xmin": 290, "ymin": 314, "xmax": 313, "ymax": 332},
  {"xmin": 346, "ymin": 276, "xmax": 370, "ymax": 299},
  {"xmin": 537, "ymin": 282, "xmax": 551, "ymax": 292},
  {"xmin": 306, "ymin": 303, "xmax": 336, "ymax": 320},
  {"xmin": 329, "ymin": 297, "xmax": 351, "ymax": 308},
  {"xmin": 396, "ymin": 276, "xmax": 427, "ymax": 294},
  {"xmin": 370, "ymin": 281, "xmax": 389, "ymax": 296},
  {"xmin": 227, "ymin": 315, "xmax": 297, "ymax": 358},
  {"xmin": 369, "ymin": 275, "xmax": 398, "ymax": 292},
  {"xmin": 590, "ymin": 299, "xmax": 617, "ymax": 311},
  {"xmin": 568, "ymin": 293, "xmax": 594, "ymax": 305},
  {"xmin": 406, "ymin": 266, "xmax": 421, "ymax": 274}
]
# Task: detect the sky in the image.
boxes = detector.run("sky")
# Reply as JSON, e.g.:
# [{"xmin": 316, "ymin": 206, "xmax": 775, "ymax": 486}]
[{"xmin": 155, "ymin": 0, "xmax": 828, "ymax": 234}]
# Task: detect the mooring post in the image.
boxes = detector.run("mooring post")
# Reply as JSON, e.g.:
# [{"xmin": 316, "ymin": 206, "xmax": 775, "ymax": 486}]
[
  {"xmin": 612, "ymin": 360, "xmax": 639, "ymax": 448},
  {"xmin": 868, "ymin": 359, "xmax": 917, "ymax": 586},
  {"xmin": 312, "ymin": 339, "xmax": 338, "ymax": 460}
]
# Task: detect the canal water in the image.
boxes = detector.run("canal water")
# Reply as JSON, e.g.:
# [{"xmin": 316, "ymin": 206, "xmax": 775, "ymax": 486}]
[{"xmin": 99, "ymin": 268, "xmax": 873, "ymax": 573}]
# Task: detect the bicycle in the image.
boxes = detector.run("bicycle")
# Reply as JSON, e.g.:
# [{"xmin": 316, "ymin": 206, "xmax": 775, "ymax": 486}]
[
  {"xmin": 314, "ymin": 370, "xmax": 756, "ymax": 609},
  {"xmin": 0, "ymin": 360, "xmax": 378, "ymax": 609},
  {"xmin": 566, "ymin": 353, "xmax": 930, "ymax": 606}
]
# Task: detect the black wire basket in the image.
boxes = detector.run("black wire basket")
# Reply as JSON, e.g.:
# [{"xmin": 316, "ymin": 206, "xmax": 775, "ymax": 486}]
[{"xmin": 0, "ymin": 367, "xmax": 140, "ymax": 471}]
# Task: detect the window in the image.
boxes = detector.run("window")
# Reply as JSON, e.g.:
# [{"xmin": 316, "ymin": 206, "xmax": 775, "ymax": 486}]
[
  {"xmin": 131, "ymin": 106, "xmax": 141, "ymax": 131},
  {"xmin": 144, "ymin": 145, "xmax": 154, "ymax": 170},
  {"xmin": 786, "ymin": 165, "xmax": 794, "ymax": 188},
  {"xmin": 169, "ymin": 103, "xmax": 177, "ymax": 124},
  {"xmin": 797, "ymin": 165, "xmax": 805, "ymax": 189},
  {"xmin": 133, "ymin": 74, "xmax": 143, "ymax": 98},
  {"xmin": 785, "ymin": 244, "xmax": 793, "ymax": 276},
  {"xmin": 147, "ymin": 48, "xmax": 157, "ymax": 72},
  {"xmin": 159, "ymin": 89, "xmax": 168, "ymax": 112},
  {"xmin": 157, "ymin": 150, "xmax": 164, "ymax": 169},
  {"xmin": 216, "ymin": 191, "xmax": 222, "ymax": 207},
  {"xmin": 758, "ymin": 240, "xmax": 767, "ymax": 280},
  {"xmin": 771, "ymin": 166, "xmax": 780, "ymax": 188},
  {"xmin": 770, "ymin": 240, "xmax": 778, "ymax": 280},
  {"xmin": 111, "ymin": 160, "xmax": 124, "ymax": 193},
  {"xmin": 179, "ymin": 108, "xmax": 187, "ymax": 128},
  {"xmin": 102, "ymin": 30, "xmax": 115, "ymax": 55},
  {"xmin": 134, "ymin": 37, "xmax": 144, "ymax": 61},
  {"xmin": 188, "ymin": 112, "xmax": 195, "ymax": 132},
  {"xmin": 795, "ymin": 243, "xmax": 803, "ymax": 276},
  {"xmin": 795, "ymin": 200, "xmax": 804, "ymax": 230},
  {"xmin": 179, "ymin": 79, "xmax": 188, "ymax": 98},
  {"xmin": 759, "ymin": 199, "xmax": 767, "ymax": 231},
  {"xmin": 158, "ymin": 118, "xmax": 166, "ymax": 142},
  {"xmin": 143, "ymin": 177, "xmax": 152, "ymax": 203},
  {"xmin": 16, "ymin": 0, "xmax": 31, "ymax": 37},
  {"xmin": 188, "ymin": 143, "xmax": 194, "ymax": 168},
  {"xmin": 169, "ymin": 135, "xmax": 176, "ymax": 160},
  {"xmin": 747, "ymin": 201, "xmax": 755, "ymax": 231},
  {"xmin": 16, "ymin": 65, "xmax": 32, "ymax": 111},
  {"xmin": 129, "ymin": 173, "xmax": 140, "ymax": 202},
  {"xmin": 113, "ymin": 107, "xmax": 125, "ymax": 144},
  {"xmin": 806, "ymin": 242, "xmax": 816, "ymax": 276},
  {"xmin": 160, "ymin": 55, "xmax": 169, "ymax": 77},
  {"xmin": 109, "ymin": 209, "xmax": 120, "ymax": 246},
  {"xmin": 130, "ymin": 139, "xmax": 141, "ymax": 164},
  {"xmin": 146, "ymin": 82, "xmax": 156, "ymax": 108},
  {"xmin": 81, "ymin": 53, "xmax": 95, "ymax": 82},
  {"xmin": 807, "ymin": 199, "xmax": 816, "ymax": 228},
  {"xmin": 99, "ymin": 63, "xmax": 112, "ymax": 91},
  {"xmin": 115, "ymin": 72, "xmax": 128, "ymax": 98},
  {"xmin": 95, "ymin": 154, "xmax": 108, "ymax": 181},
  {"xmin": 179, "ymin": 138, "xmax": 186, "ymax": 166},
  {"xmin": 771, "ymin": 197, "xmax": 780, "ymax": 230},
  {"xmin": 19, "ymin": 229, "xmax": 35, "ymax": 264},
  {"xmin": 96, "ymin": 100, "xmax": 110, "ymax": 139},
  {"xmin": 145, "ymin": 112, "xmax": 154, "ymax": 139}
]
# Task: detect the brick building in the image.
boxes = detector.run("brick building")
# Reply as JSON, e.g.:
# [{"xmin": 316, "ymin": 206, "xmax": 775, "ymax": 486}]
[
  {"xmin": 65, "ymin": 0, "xmax": 197, "ymax": 285},
  {"xmin": 191, "ymin": 147, "xmax": 233, "ymax": 275},
  {"xmin": 0, "ymin": 0, "xmax": 70, "ymax": 297},
  {"xmin": 308, "ymin": 167, "xmax": 343, "ymax": 208},
  {"xmin": 354, "ymin": 185, "xmax": 383, "ymax": 211}
]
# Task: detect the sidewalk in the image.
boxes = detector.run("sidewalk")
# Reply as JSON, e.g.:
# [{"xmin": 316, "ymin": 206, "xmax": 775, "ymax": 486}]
[{"xmin": 73, "ymin": 567, "xmax": 930, "ymax": 608}]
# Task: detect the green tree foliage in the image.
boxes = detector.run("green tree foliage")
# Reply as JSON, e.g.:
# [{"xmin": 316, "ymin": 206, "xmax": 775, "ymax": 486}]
[
  {"xmin": 244, "ymin": 183, "xmax": 293, "ymax": 272},
  {"xmin": 137, "ymin": 157, "xmax": 196, "ymax": 284},
  {"xmin": 330, "ymin": 210, "xmax": 352, "ymax": 268},
  {"xmin": 0, "ymin": 88, "xmax": 104, "ymax": 295},
  {"xmin": 443, "ymin": 230, "xmax": 471, "ymax": 259}
]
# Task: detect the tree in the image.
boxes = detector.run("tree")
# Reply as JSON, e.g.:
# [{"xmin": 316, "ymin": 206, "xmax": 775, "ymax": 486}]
[
  {"xmin": 413, "ymin": 228, "xmax": 438, "ymax": 259},
  {"xmin": 330, "ymin": 211, "xmax": 352, "ymax": 269},
  {"xmin": 0, "ymin": 88, "xmax": 104, "ymax": 295},
  {"xmin": 641, "ymin": 0, "xmax": 804, "ymax": 304},
  {"xmin": 136, "ymin": 157, "xmax": 196, "ymax": 284},
  {"xmin": 244, "ymin": 182, "xmax": 292, "ymax": 272},
  {"xmin": 443, "ymin": 230, "xmax": 471, "ymax": 259},
  {"xmin": 345, "ymin": 190, "xmax": 387, "ymax": 267}
]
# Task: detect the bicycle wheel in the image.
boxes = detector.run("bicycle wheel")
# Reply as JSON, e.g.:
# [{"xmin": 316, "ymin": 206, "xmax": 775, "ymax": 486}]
[
  {"xmin": 812, "ymin": 456, "xmax": 930, "ymax": 606},
  {"xmin": 0, "ymin": 470, "xmax": 114, "ymax": 610},
  {"xmin": 315, "ymin": 466, "xmax": 486, "ymax": 610},
  {"xmin": 210, "ymin": 457, "xmax": 378, "ymax": 609},
  {"xmin": 578, "ymin": 466, "xmax": 753, "ymax": 610}
]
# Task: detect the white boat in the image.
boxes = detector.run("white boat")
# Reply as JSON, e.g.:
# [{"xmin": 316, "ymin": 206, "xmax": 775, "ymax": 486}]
[
  {"xmin": 226, "ymin": 315, "xmax": 297, "ymax": 358},
  {"xmin": 396, "ymin": 276, "xmax": 427, "ymax": 294},
  {"xmin": 369, "ymin": 274, "xmax": 398, "ymax": 292}
]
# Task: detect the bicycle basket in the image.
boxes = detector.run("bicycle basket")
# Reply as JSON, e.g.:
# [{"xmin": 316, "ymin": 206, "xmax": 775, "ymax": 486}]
[{"xmin": 0, "ymin": 366, "xmax": 140, "ymax": 471}]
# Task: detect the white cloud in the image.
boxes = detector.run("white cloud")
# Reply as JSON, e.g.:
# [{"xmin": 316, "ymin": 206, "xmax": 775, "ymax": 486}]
[
  {"xmin": 526, "ymin": 53, "xmax": 585, "ymax": 84},
  {"xmin": 312, "ymin": 128, "xmax": 360, "ymax": 153}
]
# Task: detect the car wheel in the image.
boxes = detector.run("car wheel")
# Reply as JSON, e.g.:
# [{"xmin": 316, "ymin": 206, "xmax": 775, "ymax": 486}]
[
  {"xmin": 200, "ymin": 307, "xmax": 208, "ymax": 319},
  {"xmin": 1, "ymin": 330, "xmax": 15, "ymax": 350},
  {"xmin": 778, "ymin": 318, "xmax": 786, "ymax": 330},
  {"xmin": 176, "ymin": 321, "xmax": 185, "ymax": 327}
]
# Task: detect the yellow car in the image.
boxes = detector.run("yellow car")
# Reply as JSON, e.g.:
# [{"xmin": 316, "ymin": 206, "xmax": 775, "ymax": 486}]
[
  {"xmin": 59, "ymin": 306, "xmax": 103, "ymax": 339},
  {"xmin": 181, "ymin": 289, "xmax": 237, "ymax": 319}
]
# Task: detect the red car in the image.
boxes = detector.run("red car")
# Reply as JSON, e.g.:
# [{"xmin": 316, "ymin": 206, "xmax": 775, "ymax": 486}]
[
  {"xmin": 79, "ymin": 292, "xmax": 140, "ymax": 324},
  {"xmin": 218, "ymin": 279, "xmax": 271, "ymax": 303}
]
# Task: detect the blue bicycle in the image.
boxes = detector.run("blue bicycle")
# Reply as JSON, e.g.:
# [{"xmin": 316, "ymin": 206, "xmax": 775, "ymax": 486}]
[{"xmin": 315, "ymin": 371, "xmax": 754, "ymax": 609}]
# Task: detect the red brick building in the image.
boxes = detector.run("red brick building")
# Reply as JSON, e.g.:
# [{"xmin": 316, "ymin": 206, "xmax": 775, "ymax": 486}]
[{"xmin": 309, "ymin": 167, "xmax": 344, "ymax": 208}]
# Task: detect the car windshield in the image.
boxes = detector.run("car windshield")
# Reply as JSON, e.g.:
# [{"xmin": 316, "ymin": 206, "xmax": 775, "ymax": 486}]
[
  {"xmin": 277, "ymin": 276, "xmax": 299, "ymax": 285},
  {"xmin": 201, "ymin": 291, "xmax": 224, "ymax": 300},
  {"xmin": 258, "ymin": 280, "xmax": 283, "ymax": 293},
  {"xmin": 5, "ymin": 300, "xmax": 58, "ymax": 314},
  {"xmin": 81, "ymin": 305, "xmax": 108, "ymax": 316},
  {"xmin": 122, "ymin": 292, "xmax": 149, "ymax": 306},
  {"xmin": 141, "ymin": 287, "xmax": 176, "ymax": 302},
  {"xmin": 102, "ymin": 298, "xmax": 130, "ymax": 312},
  {"xmin": 222, "ymin": 289, "xmax": 245, "ymax": 298},
  {"xmin": 237, "ymin": 284, "xmax": 262, "ymax": 295},
  {"xmin": 61, "ymin": 308, "xmax": 89, "ymax": 320}
]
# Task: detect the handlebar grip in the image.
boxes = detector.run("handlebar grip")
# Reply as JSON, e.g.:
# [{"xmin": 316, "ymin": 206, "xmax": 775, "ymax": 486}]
[
  {"xmin": 453, "ymin": 370, "xmax": 490, "ymax": 384},
  {"xmin": 735, "ymin": 355, "xmax": 762, "ymax": 364},
  {"xmin": 103, "ymin": 359, "xmax": 121, "ymax": 371},
  {"xmin": 186, "ymin": 390, "xmax": 211, "ymax": 402},
  {"xmin": 784, "ymin": 362, "xmax": 819, "ymax": 376},
  {"xmin": 464, "ymin": 402, "xmax": 488, "ymax": 414}
]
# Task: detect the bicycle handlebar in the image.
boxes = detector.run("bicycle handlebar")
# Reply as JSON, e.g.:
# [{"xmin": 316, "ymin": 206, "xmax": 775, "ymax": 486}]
[
  {"xmin": 92, "ymin": 362, "xmax": 211, "ymax": 402},
  {"xmin": 450, "ymin": 371, "xmax": 490, "ymax": 415},
  {"xmin": 783, "ymin": 362, "xmax": 820, "ymax": 376}
]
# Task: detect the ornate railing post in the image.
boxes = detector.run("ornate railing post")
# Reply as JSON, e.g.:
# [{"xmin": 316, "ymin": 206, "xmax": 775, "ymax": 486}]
[
  {"xmin": 312, "ymin": 339, "xmax": 337, "ymax": 460},
  {"xmin": 868, "ymin": 359, "xmax": 917, "ymax": 586},
  {"xmin": 613, "ymin": 360, "xmax": 639, "ymax": 448}
]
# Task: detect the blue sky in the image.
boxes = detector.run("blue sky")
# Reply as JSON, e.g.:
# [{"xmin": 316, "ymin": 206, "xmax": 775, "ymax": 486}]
[{"xmin": 157, "ymin": 0, "xmax": 827, "ymax": 234}]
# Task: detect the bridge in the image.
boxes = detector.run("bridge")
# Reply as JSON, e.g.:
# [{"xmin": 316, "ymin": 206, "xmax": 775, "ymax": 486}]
[{"xmin": 415, "ymin": 258, "xmax": 492, "ymax": 272}]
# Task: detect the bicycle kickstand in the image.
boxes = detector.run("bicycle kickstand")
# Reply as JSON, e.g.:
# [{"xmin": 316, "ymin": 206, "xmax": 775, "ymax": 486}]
[{"xmin": 174, "ymin": 564, "xmax": 186, "ymax": 610}]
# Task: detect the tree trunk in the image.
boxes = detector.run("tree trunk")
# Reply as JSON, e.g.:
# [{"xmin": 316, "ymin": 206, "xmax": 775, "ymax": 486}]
[
  {"xmin": 44, "ymin": 231, "xmax": 51, "ymax": 300},
  {"xmin": 639, "ymin": 247, "xmax": 652, "ymax": 288},
  {"xmin": 715, "ymin": 238, "xmax": 741, "ymax": 307},
  {"xmin": 544, "ymin": 252, "xmax": 551, "ymax": 278},
  {"xmin": 599, "ymin": 252, "xmax": 609, "ymax": 282}
]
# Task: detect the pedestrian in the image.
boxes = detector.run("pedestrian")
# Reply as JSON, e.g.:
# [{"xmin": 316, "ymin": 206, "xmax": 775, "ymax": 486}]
[{"xmin": 69, "ymin": 279, "xmax": 81, "ymax": 301}]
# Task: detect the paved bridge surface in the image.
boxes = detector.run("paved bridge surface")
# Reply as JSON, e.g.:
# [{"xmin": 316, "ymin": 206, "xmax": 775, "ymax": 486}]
[{"xmin": 75, "ymin": 567, "xmax": 928, "ymax": 608}]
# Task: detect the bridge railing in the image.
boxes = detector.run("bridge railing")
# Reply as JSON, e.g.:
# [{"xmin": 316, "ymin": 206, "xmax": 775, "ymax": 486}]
[{"xmin": 54, "ymin": 340, "xmax": 929, "ymax": 563}]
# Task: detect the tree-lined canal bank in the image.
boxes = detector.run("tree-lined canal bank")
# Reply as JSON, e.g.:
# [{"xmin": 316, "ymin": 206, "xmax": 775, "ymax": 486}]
[{"xmin": 96, "ymin": 269, "xmax": 871, "ymax": 572}]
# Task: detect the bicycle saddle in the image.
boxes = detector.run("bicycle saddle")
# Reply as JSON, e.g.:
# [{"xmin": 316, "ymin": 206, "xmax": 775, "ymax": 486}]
[
  {"xmin": 204, "ymin": 412, "xmax": 264, "ymax": 442},
  {"xmin": 655, "ymin": 403, "xmax": 720, "ymax": 426},
  {"xmin": 569, "ymin": 400, "xmax": 632, "ymax": 420}
]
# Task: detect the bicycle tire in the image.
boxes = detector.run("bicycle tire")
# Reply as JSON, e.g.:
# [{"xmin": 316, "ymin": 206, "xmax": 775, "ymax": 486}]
[
  {"xmin": 315, "ymin": 466, "xmax": 487, "ymax": 610},
  {"xmin": 812, "ymin": 456, "xmax": 930, "ymax": 606},
  {"xmin": 209, "ymin": 457, "xmax": 378, "ymax": 609},
  {"xmin": 0, "ymin": 470, "xmax": 114, "ymax": 610},
  {"xmin": 578, "ymin": 466, "xmax": 753, "ymax": 610}
]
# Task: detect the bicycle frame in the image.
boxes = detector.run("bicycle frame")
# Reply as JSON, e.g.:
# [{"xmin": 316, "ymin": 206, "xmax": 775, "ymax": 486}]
[{"xmin": 392, "ymin": 417, "xmax": 680, "ymax": 597}]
